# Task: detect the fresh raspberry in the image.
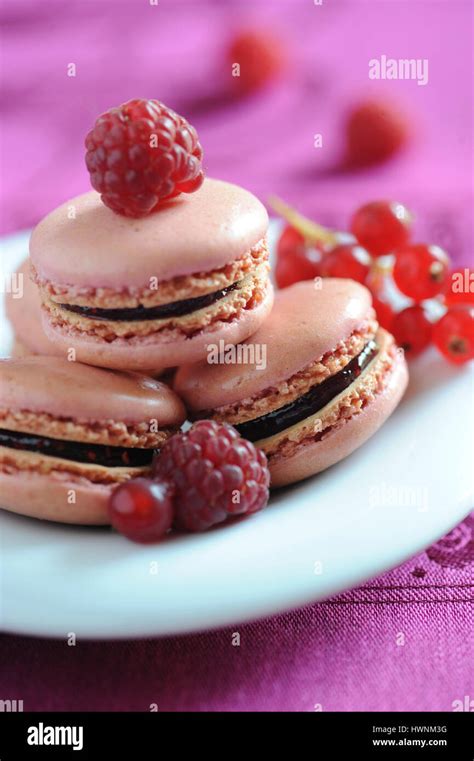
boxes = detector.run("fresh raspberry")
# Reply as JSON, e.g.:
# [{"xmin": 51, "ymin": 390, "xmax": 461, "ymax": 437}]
[
  {"xmin": 153, "ymin": 420, "xmax": 270, "ymax": 532},
  {"xmin": 85, "ymin": 99, "xmax": 204, "ymax": 217},
  {"xmin": 227, "ymin": 29, "xmax": 286, "ymax": 93},
  {"xmin": 344, "ymin": 99, "xmax": 409, "ymax": 168}
]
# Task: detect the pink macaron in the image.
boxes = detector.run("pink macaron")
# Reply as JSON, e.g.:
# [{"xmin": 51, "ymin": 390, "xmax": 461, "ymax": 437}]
[
  {"xmin": 29, "ymin": 178, "xmax": 274, "ymax": 373},
  {"xmin": 175, "ymin": 279, "xmax": 409, "ymax": 487},
  {"xmin": 5, "ymin": 258, "xmax": 62, "ymax": 358},
  {"xmin": 0, "ymin": 357, "xmax": 185, "ymax": 524}
]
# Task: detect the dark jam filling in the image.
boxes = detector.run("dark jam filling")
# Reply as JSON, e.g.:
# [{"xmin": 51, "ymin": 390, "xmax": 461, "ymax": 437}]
[
  {"xmin": 234, "ymin": 340, "xmax": 378, "ymax": 443},
  {"xmin": 60, "ymin": 282, "xmax": 239, "ymax": 322},
  {"xmin": 0, "ymin": 429, "xmax": 155, "ymax": 468}
]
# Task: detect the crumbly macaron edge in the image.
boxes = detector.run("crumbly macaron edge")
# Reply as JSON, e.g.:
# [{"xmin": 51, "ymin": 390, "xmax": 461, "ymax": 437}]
[
  {"xmin": 196, "ymin": 314, "xmax": 379, "ymax": 426},
  {"xmin": 0, "ymin": 446, "xmax": 150, "ymax": 486},
  {"xmin": 33, "ymin": 238, "xmax": 269, "ymax": 309},
  {"xmin": 0, "ymin": 408, "xmax": 177, "ymax": 448},
  {"xmin": 258, "ymin": 329, "xmax": 400, "ymax": 461},
  {"xmin": 42, "ymin": 266, "xmax": 271, "ymax": 342}
]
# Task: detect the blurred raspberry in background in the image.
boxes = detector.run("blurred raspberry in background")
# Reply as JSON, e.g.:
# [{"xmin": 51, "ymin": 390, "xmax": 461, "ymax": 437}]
[
  {"xmin": 343, "ymin": 98, "xmax": 411, "ymax": 168},
  {"xmin": 226, "ymin": 28, "xmax": 289, "ymax": 94}
]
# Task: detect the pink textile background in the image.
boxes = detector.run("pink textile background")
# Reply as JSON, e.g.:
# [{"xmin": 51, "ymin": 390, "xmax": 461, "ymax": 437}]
[
  {"xmin": 0, "ymin": 0, "xmax": 473, "ymax": 711},
  {"xmin": 1, "ymin": 0, "xmax": 473, "ymax": 264}
]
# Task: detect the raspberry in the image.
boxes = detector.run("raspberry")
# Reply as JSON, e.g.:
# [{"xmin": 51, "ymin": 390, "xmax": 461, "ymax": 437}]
[
  {"xmin": 108, "ymin": 477, "xmax": 174, "ymax": 544},
  {"xmin": 85, "ymin": 99, "xmax": 204, "ymax": 217},
  {"xmin": 344, "ymin": 99, "xmax": 409, "ymax": 168},
  {"xmin": 227, "ymin": 29, "xmax": 286, "ymax": 93},
  {"xmin": 153, "ymin": 420, "xmax": 270, "ymax": 532}
]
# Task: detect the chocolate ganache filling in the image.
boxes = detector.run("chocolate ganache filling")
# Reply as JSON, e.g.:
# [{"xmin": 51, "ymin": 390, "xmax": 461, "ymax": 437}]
[
  {"xmin": 60, "ymin": 283, "xmax": 239, "ymax": 322},
  {"xmin": 0, "ymin": 429, "xmax": 155, "ymax": 467},
  {"xmin": 234, "ymin": 340, "xmax": 378, "ymax": 442}
]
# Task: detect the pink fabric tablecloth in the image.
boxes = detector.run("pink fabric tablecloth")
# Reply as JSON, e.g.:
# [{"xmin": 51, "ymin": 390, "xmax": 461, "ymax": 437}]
[{"xmin": 0, "ymin": 0, "xmax": 472, "ymax": 711}]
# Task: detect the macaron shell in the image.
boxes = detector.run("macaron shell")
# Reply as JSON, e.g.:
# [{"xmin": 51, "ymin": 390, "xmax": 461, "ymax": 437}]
[
  {"xmin": 10, "ymin": 339, "xmax": 33, "ymax": 359},
  {"xmin": 29, "ymin": 179, "xmax": 268, "ymax": 289},
  {"xmin": 41, "ymin": 282, "xmax": 274, "ymax": 372},
  {"xmin": 269, "ymin": 348, "xmax": 408, "ymax": 487},
  {"xmin": 0, "ymin": 469, "xmax": 111, "ymax": 524},
  {"xmin": 5, "ymin": 258, "xmax": 62, "ymax": 358},
  {"xmin": 174, "ymin": 279, "xmax": 373, "ymax": 411},
  {"xmin": 0, "ymin": 356, "xmax": 185, "ymax": 426}
]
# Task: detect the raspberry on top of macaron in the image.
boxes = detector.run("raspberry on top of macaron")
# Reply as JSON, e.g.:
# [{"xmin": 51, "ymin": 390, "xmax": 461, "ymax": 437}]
[
  {"xmin": 85, "ymin": 99, "xmax": 204, "ymax": 217},
  {"xmin": 175, "ymin": 279, "xmax": 409, "ymax": 487},
  {"xmin": 29, "ymin": 99, "xmax": 273, "ymax": 374}
]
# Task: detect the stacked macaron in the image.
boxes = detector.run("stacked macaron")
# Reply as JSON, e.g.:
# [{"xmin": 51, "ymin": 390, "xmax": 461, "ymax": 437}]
[
  {"xmin": 175, "ymin": 280, "xmax": 408, "ymax": 486},
  {"xmin": 29, "ymin": 180, "xmax": 273, "ymax": 373},
  {"xmin": 0, "ymin": 357, "xmax": 184, "ymax": 523}
]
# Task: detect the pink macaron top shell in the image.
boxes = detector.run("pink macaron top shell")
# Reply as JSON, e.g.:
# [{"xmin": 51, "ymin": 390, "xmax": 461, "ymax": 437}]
[
  {"xmin": 5, "ymin": 258, "xmax": 61, "ymax": 357},
  {"xmin": 29, "ymin": 179, "xmax": 268, "ymax": 290},
  {"xmin": 174, "ymin": 279, "xmax": 373, "ymax": 411},
  {"xmin": 0, "ymin": 356, "xmax": 185, "ymax": 426}
]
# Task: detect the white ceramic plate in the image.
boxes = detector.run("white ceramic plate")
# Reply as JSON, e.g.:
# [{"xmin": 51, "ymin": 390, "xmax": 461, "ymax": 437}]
[{"xmin": 0, "ymin": 230, "xmax": 472, "ymax": 638}]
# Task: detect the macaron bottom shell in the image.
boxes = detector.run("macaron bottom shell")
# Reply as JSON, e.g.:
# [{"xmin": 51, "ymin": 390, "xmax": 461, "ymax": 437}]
[
  {"xmin": 0, "ymin": 467, "xmax": 113, "ymax": 525},
  {"xmin": 267, "ymin": 342, "xmax": 408, "ymax": 487},
  {"xmin": 40, "ymin": 283, "xmax": 274, "ymax": 373}
]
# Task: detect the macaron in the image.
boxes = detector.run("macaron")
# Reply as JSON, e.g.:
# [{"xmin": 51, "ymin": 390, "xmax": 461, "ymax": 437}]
[
  {"xmin": 5, "ymin": 258, "xmax": 61, "ymax": 358},
  {"xmin": 29, "ymin": 178, "xmax": 273, "ymax": 373},
  {"xmin": 175, "ymin": 279, "xmax": 409, "ymax": 487},
  {"xmin": 0, "ymin": 357, "xmax": 185, "ymax": 524}
]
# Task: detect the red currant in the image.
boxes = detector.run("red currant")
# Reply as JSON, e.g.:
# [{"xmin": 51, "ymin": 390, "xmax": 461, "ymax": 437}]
[
  {"xmin": 350, "ymin": 201, "xmax": 412, "ymax": 256},
  {"xmin": 344, "ymin": 99, "xmax": 409, "ymax": 167},
  {"xmin": 277, "ymin": 225, "xmax": 305, "ymax": 261},
  {"xmin": 275, "ymin": 225, "xmax": 324, "ymax": 288},
  {"xmin": 393, "ymin": 244, "xmax": 450, "ymax": 301},
  {"xmin": 391, "ymin": 306, "xmax": 432, "ymax": 357},
  {"xmin": 320, "ymin": 243, "xmax": 372, "ymax": 284},
  {"xmin": 108, "ymin": 477, "xmax": 174, "ymax": 544},
  {"xmin": 432, "ymin": 308, "xmax": 474, "ymax": 365},
  {"xmin": 371, "ymin": 295, "xmax": 395, "ymax": 332},
  {"xmin": 443, "ymin": 268, "xmax": 474, "ymax": 307}
]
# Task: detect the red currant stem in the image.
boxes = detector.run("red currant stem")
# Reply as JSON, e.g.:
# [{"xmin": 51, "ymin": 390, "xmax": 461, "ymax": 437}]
[
  {"xmin": 268, "ymin": 196, "xmax": 338, "ymax": 246},
  {"xmin": 370, "ymin": 259, "xmax": 393, "ymax": 277}
]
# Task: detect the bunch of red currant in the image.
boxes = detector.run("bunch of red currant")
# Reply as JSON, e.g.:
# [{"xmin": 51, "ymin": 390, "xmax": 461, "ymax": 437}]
[{"xmin": 274, "ymin": 199, "xmax": 473, "ymax": 365}]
